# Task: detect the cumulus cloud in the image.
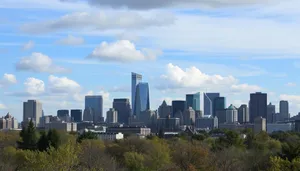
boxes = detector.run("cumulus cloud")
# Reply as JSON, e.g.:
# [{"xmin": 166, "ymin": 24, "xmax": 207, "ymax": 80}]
[
  {"xmin": 56, "ymin": 35, "xmax": 85, "ymax": 45},
  {"xmin": 286, "ymin": 82, "xmax": 296, "ymax": 87},
  {"xmin": 0, "ymin": 73, "xmax": 17, "ymax": 87},
  {"xmin": 48, "ymin": 75, "xmax": 81, "ymax": 94},
  {"xmin": 158, "ymin": 63, "xmax": 261, "ymax": 93},
  {"xmin": 16, "ymin": 52, "xmax": 70, "ymax": 73},
  {"xmin": 87, "ymin": 40, "xmax": 160, "ymax": 62},
  {"xmin": 24, "ymin": 77, "xmax": 45, "ymax": 95},
  {"xmin": 20, "ymin": 11, "xmax": 175, "ymax": 34},
  {"xmin": 22, "ymin": 40, "xmax": 34, "ymax": 50}
]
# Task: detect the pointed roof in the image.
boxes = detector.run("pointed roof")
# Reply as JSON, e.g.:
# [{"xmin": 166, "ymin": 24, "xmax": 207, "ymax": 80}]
[
  {"xmin": 4, "ymin": 112, "xmax": 12, "ymax": 119},
  {"xmin": 162, "ymin": 100, "xmax": 167, "ymax": 106},
  {"xmin": 227, "ymin": 104, "xmax": 237, "ymax": 110}
]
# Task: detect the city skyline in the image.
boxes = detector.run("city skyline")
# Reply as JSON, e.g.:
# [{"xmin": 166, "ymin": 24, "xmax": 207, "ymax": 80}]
[{"xmin": 1, "ymin": 0, "xmax": 300, "ymax": 121}]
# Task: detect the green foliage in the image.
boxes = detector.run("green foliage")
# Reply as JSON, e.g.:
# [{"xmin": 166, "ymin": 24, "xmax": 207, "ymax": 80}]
[
  {"xmin": 77, "ymin": 131, "xmax": 98, "ymax": 143},
  {"xmin": 213, "ymin": 130, "xmax": 245, "ymax": 151},
  {"xmin": 18, "ymin": 120, "xmax": 39, "ymax": 150},
  {"xmin": 124, "ymin": 152, "xmax": 145, "ymax": 171}
]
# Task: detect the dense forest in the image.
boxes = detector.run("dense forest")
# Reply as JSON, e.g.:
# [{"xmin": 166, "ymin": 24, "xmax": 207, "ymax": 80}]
[{"xmin": 0, "ymin": 121, "xmax": 300, "ymax": 171}]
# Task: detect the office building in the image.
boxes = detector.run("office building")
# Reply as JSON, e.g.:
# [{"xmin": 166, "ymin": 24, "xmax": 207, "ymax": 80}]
[
  {"xmin": 183, "ymin": 107, "xmax": 196, "ymax": 125},
  {"xmin": 113, "ymin": 98, "xmax": 131, "ymax": 124},
  {"xmin": 267, "ymin": 123, "xmax": 293, "ymax": 134},
  {"xmin": 23, "ymin": 100, "xmax": 42, "ymax": 126},
  {"xmin": 216, "ymin": 110, "xmax": 226, "ymax": 124},
  {"xmin": 45, "ymin": 122, "xmax": 77, "ymax": 132},
  {"xmin": 195, "ymin": 117, "xmax": 218, "ymax": 130},
  {"xmin": 139, "ymin": 110, "xmax": 157, "ymax": 126},
  {"xmin": 213, "ymin": 97, "xmax": 226, "ymax": 117},
  {"xmin": 83, "ymin": 107, "xmax": 94, "ymax": 122},
  {"xmin": 204, "ymin": 93, "xmax": 220, "ymax": 116},
  {"xmin": 172, "ymin": 100, "xmax": 186, "ymax": 117},
  {"xmin": 280, "ymin": 100, "xmax": 289, "ymax": 121},
  {"xmin": 106, "ymin": 126, "xmax": 151, "ymax": 136},
  {"xmin": 106, "ymin": 108, "xmax": 118, "ymax": 124},
  {"xmin": 174, "ymin": 111, "xmax": 184, "ymax": 125},
  {"xmin": 85, "ymin": 95, "xmax": 103, "ymax": 123},
  {"xmin": 0, "ymin": 113, "xmax": 18, "ymax": 129},
  {"xmin": 57, "ymin": 110, "xmax": 69, "ymax": 118},
  {"xmin": 267, "ymin": 103, "xmax": 276, "ymax": 123},
  {"xmin": 186, "ymin": 92, "xmax": 200, "ymax": 111},
  {"xmin": 226, "ymin": 104, "xmax": 238, "ymax": 123},
  {"xmin": 71, "ymin": 109, "xmax": 82, "ymax": 122},
  {"xmin": 249, "ymin": 92, "xmax": 267, "ymax": 123},
  {"xmin": 158, "ymin": 100, "xmax": 172, "ymax": 118},
  {"xmin": 131, "ymin": 72, "xmax": 142, "ymax": 115},
  {"xmin": 238, "ymin": 104, "xmax": 249, "ymax": 124},
  {"xmin": 96, "ymin": 132, "xmax": 124, "ymax": 141},
  {"xmin": 254, "ymin": 117, "xmax": 266, "ymax": 134},
  {"xmin": 134, "ymin": 82, "xmax": 150, "ymax": 117},
  {"xmin": 295, "ymin": 120, "xmax": 300, "ymax": 132},
  {"xmin": 157, "ymin": 116, "xmax": 180, "ymax": 132}
]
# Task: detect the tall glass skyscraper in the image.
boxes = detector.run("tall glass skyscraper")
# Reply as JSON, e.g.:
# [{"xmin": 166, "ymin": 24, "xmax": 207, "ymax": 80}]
[
  {"xmin": 131, "ymin": 72, "xmax": 142, "ymax": 115},
  {"xmin": 213, "ymin": 97, "xmax": 225, "ymax": 117},
  {"xmin": 249, "ymin": 92, "xmax": 267, "ymax": 123},
  {"xmin": 204, "ymin": 93, "xmax": 220, "ymax": 116},
  {"xmin": 280, "ymin": 100, "xmax": 289, "ymax": 121},
  {"xmin": 172, "ymin": 100, "xmax": 186, "ymax": 117},
  {"xmin": 113, "ymin": 98, "xmax": 131, "ymax": 124},
  {"xmin": 186, "ymin": 92, "xmax": 200, "ymax": 111},
  {"xmin": 85, "ymin": 95, "xmax": 103, "ymax": 123},
  {"xmin": 134, "ymin": 82, "xmax": 150, "ymax": 117}
]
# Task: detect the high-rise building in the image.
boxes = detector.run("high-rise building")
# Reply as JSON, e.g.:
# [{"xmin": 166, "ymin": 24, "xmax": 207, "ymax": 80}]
[
  {"xmin": 280, "ymin": 100, "xmax": 289, "ymax": 121},
  {"xmin": 134, "ymin": 82, "xmax": 150, "ymax": 117},
  {"xmin": 83, "ymin": 107, "xmax": 94, "ymax": 122},
  {"xmin": 139, "ymin": 110, "xmax": 157, "ymax": 126},
  {"xmin": 106, "ymin": 108, "xmax": 118, "ymax": 123},
  {"xmin": 226, "ymin": 104, "xmax": 238, "ymax": 123},
  {"xmin": 183, "ymin": 107, "xmax": 196, "ymax": 125},
  {"xmin": 238, "ymin": 104, "xmax": 249, "ymax": 124},
  {"xmin": 249, "ymin": 92, "xmax": 267, "ymax": 123},
  {"xmin": 85, "ymin": 95, "xmax": 103, "ymax": 123},
  {"xmin": 71, "ymin": 109, "xmax": 82, "ymax": 122},
  {"xmin": 204, "ymin": 93, "xmax": 220, "ymax": 116},
  {"xmin": 23, "ymin": 100, "xmax": 42, "ymax": 126},
  {"xmin": 131, "ymin": 72, "xmax": 142, "ymax": 115},
  {"xmin": 186, "ymin": 92, "xmax": 200, "ymax": 111},
  {"xmin": 57, "ymin": 110, "xmax": 69, "ymax": 118},
  {"xmin": 213, "ymin": 97, "xmax": 225, "ymax": 117},
  {"xmin": 254, "ymin": 117, "xmax": 266, "ymax": 134},
  {"xmin": 113, "ymin": 98, "xmax": 131, "ymax": 124},
  {"xmin": 267, "ymin": 103, "xmax": 276, "ymax": 123},
  {"xmin": 172, "ymin": 100, "xmax": 186, "ymax": 117},
  {"xmin": 158, "ymin": 100, "xmax": 172, "ymax": 118}
]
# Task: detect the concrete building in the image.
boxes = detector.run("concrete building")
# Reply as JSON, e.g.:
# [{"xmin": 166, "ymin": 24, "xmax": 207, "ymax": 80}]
[
  {"xmin": 23, "ymin": 100, "xmax": 42, "ymax": 126},
  {"xmin": 249, "ymin": 92, "xmax": 267, "ymax": 123},
  {"xmin": 113, "ymin": 98, "xmax": 131, "ymax": 124},
  {"xmin": 96, "ymin": 132, "xmax": 124, "ymax": 141},
  {"xmin": 106, "ymin": 126, "xmax": 151, "ymax": 136},
  {"xmin": 183, "ymin": 107, "xmax": 196, "ymax": 125},
  {"xmin": 186, "ymin": 92, "xmax": 200, "ymax": 111},
  {"xmin": 226, "ymin": 104, "xmax": 238, "ymax": 123},
  {"xmin": 106, "ymin": 108, "xmax": 118, "ymax": 124},
  {"xmin": 85, "ymin": 95, "xmax": 103, "ymax": 123},
  {"xmin": 45, "ymin": 121, "xmax": 77, "ymax": 132},
  {"xmin": 267, "ymin": 123, "xmax": 293, "ymax": 133},
  {"xmin": 83, "ymin": 107, "xmax": 94, "ymax": 122},
  {"xmin": 238, "ymin": 104, "xmax": 249, "ymax": 124},
  {"xmin": 132, "ymin": 72, "xmax": 142, "ymax": 116},
  {"xmin": 158, "ymin": 100, "xmax": 172, "ymax": 118},
  {"xmin": 157, "ymin": 116, "xmax": 180, "ymax": 132},
  {"xmin": 195, "ymin": 117, "xmax": 218, "ymax": 130},
  {"xmin": 71, "ymin": 109, "xmax": 82, "ymax": 122},
  {"xmin": 280, "ymin": 100, "xmax": 289, "ymax": 121},
  {"xmin": 172, "ymin": 100, "xmax": 186, "ymax": 117},
  {"xmin": 203, "ymin": 93, "xmax": 220, "ymax": 116},
  {"xmin": 139, "ymin": 110, "xmax": 157, "ymax": 126},
  {"xmin": 267, "ymin": 103, "xmax": 276, "ymax": 123},
  {"xmin": 254, "ymin": 117, "xmax": 266, "ymax": 134}
]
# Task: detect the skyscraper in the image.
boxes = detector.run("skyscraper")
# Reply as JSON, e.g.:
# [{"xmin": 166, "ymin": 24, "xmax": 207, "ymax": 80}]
[
  {"xmin": 131, "ymin": 72, "xmax": 142, "ymax": 115},
  {"xmin": 23, "ymin": 100, "xmax": 42, "ymax": 126},
  {"xmin": 213, "ymin": 97, "xmax": 226, "ymax": 117},
  {"xmin": 158, "ymin": 100, "xmax": 172, "ymax": 118},
  {"xmin": 249, "ymin": 92, "xmax": 267, "ymax": 123},
  {"xmin": 183, "ymin": 107, "xmax": 196, "ymax": 125},
  {"xmin": 226, "ymin": 104, "xmax": 238, "ymax": 123},
  {"xmin": 71, "ymin": 109, "xmax": 82, "ymax": 122},
  {"xmin": 172, "ymin": 100, "xmax": 186, "ymax": 117},
  {"xmin": 113, "ymin": 98, "xmax": 131, "ymax": 124},
  {"xmin": 204, "ymin": 93, "xmax": 220, "ymax": 116},
  {"xmin": 83, "ymin": 107, "xmax": 94, "ymax": 122},
  {"xmin": 85, "ymin": 95, "xmax": 103, "ymax": 123},
  {"xmin": 57, "ymin": 110, "xmax": 69, "ymax": 117},
  {"xmin": 238, "ymin": 104, "xmax": 249, "ymax": 123},
  {"xmin": 280, "ymin": 100, "xmax": 289, "ymax": 121},
  {"xmin": 106, "ymin": 108, "xmax": 118, "ymax": 123},
  {"xmin": 267, "ymin": 103, "xmax": 275, "ymax": 123},
  {"xmin": 134, "ymin": 82, "xmax": 150, "ymax": 117},
  {"xmin": 186, "ymin": 92, "xmax": 200, "ymax": 111}
]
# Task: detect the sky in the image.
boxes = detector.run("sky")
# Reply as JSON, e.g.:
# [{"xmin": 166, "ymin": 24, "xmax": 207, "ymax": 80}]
[{"xmin": 1, "ymin": 0, "xmax": 300, "ymax": 121}]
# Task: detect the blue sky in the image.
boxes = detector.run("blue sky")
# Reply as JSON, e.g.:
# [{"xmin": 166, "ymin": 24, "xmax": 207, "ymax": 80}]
[{"xmin": 1, "ymin": 0, "xmax": 300, "ymax": 121}]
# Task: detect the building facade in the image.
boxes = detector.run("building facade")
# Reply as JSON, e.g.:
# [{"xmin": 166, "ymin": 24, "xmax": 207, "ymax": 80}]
[
  {"xmin": 158, "ymin": 100, "xmax": 172, "ymax": 118},
  {"xmin": 204, "ymin": 93, "xmax": 220, "ymax": 116},
  {"xmin": 172, "ymin": 100, "xmax": 186, "ymax": 117},
  {"xmin": 83, "ymin": 107, "xmax": 94, "ymax": 122},
  {"xmin": 186, "ymin": 92, "xmax": 200, "ymax": 111},
  {"xmin": 157, "ymin": 116, "xmax": 180, "ymax": 132},
  {"xmin": 249, "ymin": 92, "xmax": 267, "ymax": 123},
  {"xmin": 106, "ymin": 108, "xmax": 118, "ymax": 123},
  {"xmin": 71, "ymin": 109, "xmax": 82, "ymax": 122},
  {"xmin": 106, "ymin": 126, "xmax": 151, "ymax": 136},
  {"xmin": 23, "ymin": 100, "xmax": 42, "ymax": 126},
  {"xmin": 134, "ymin": 82, "xmax": 150, "ymax": 117},
  {"xmin": 238, "ymin": 104, "xmax": 249, "ymax": 124},
  {"xmin": 45, "ymin": 122, "xmax": 77, "ymax": 132},
  {"xmin": 280, "ymin": 100, "xmax": 289, "ymax": 121},
  {"xmin": 226, "ymin": 104, "xmax": 238, "ymax": 123},
  {"xmin": 267, "ymin": 103, "xmax": 276, "ymax": 123},
  {"xmin": 195, "ymin": 117, "xmax": 218, "ymax": 130},
  {"xmin": 85, "ymin": 95, "xmax": 103, "ymax": 123},
  {"xmin": 213, "ymin": 97, "xmax": 226, "ymax": 117},
  {"xmin": 254, "ymin": 117, "xmax": 266, "ymax": 134},
  {"xmin": 183, "ymin": 107, "xmax": 196, "ymax": 125},
  {"xmin": 96, "ymin": 132, "xmax": 124, "ymax": 141},
  {"xmin": 131, "ymin": 72, "xmax": 142, "ymax": 115},
  {"xmin": 113, "ymin": 98, "xmax": 131, "ymax": 124},
  {"xmin": 57, "ymin": 110, "xmax": 69, "ymax": 118}
]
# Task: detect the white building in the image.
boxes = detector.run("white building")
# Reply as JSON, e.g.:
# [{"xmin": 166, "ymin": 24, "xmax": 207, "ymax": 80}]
[
  {"xmin": 106, "ymin": 108, "xmax": 118, "ymax": 123},
  {"xmin": 97, "ymin": 132, "xmax": 124, "ymax": 141},
  {"xmin": 226, "ymin": 104, "xmax": 238, "ymax": 123},
  {"xmin": 45, "ymin": 122, "xmax": 77, "ymax": 132}
]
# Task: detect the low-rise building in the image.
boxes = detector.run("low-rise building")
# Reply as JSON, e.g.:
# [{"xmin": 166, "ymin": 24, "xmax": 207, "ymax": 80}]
[
  {"xmin": 106, "ymin": 126, "xmax": 151, "ymax": 136},
  {"xmin": 157, "ymin": 116, "xmax": 180, "ymax": 132},
  {"xmin": 45, "ymin": 122, "xmax": 77, "ymax": 132},
  {"xmin": 267, "ymin": 123, "xmax": 293, "ymax": 133},
  {"xmin": 0, "ymin": 113, "xmax": 18, "ymax": 129},
  {"xmin": 96, "ymin": 132, "xmax": 124, "ymax": 141},
  {"xmin": 195, "ymin": 117, "xmax": 218, "ymax": 130}
]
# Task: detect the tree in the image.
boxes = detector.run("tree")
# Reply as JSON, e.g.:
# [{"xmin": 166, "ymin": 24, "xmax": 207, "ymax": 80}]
[
  {"xmin": 37, "ymin": 131, "xmax": 49, "ymax": 151},
  {"xmin": 77, "ymin": 131, "xmax": 97, "ymax": 143},
  {"xmin": 124, "ymin": 152, "xmax": 145, "ymax": 171},
  {"xmin": 47, "ymin": 129, "xmax": 60, "ymax": 149},
  {"xmin": 18, "ymin": 120, "xmax": 39, "ymax": 150}
]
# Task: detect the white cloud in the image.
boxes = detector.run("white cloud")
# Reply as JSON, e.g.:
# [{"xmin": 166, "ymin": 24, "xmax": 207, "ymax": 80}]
[
  {"xmin": 24, "ymin": 77, "xmax": 45, "ymax": 95},
  {"xmin": 0, "ymin": 104, "xmax": 7, "ymax": 109},
  {"xmin": 48, "ymin": 75, "xmax": 81, "ymax": 94},
  {"xmin": 22, "ymin": 40, "xmax": 34, "ymax": 50},
  {"xmin": 87, "ymin": 40, "xmax": 160, "ymax": 62},
  {"xmin": 286, "ymin": 82, "xmax": 297, "ymax": 87},
  {"xmin": 20, "ymin": 11, "xmax": 174, "ymax": 34},
  {"xmin": 56, "ymin": 35, "xmax": 85, "ymax": 45},
  {"xmin": 231, "ymin": 84, "xmax": 262, "ymax": 93},
  {"xmin": 0, "ymin": 73, "xmax": 17, "ymax": 87},
  {"xmin": 16, "ymin": 52, "xmax": 70, "ymax": 73}
]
